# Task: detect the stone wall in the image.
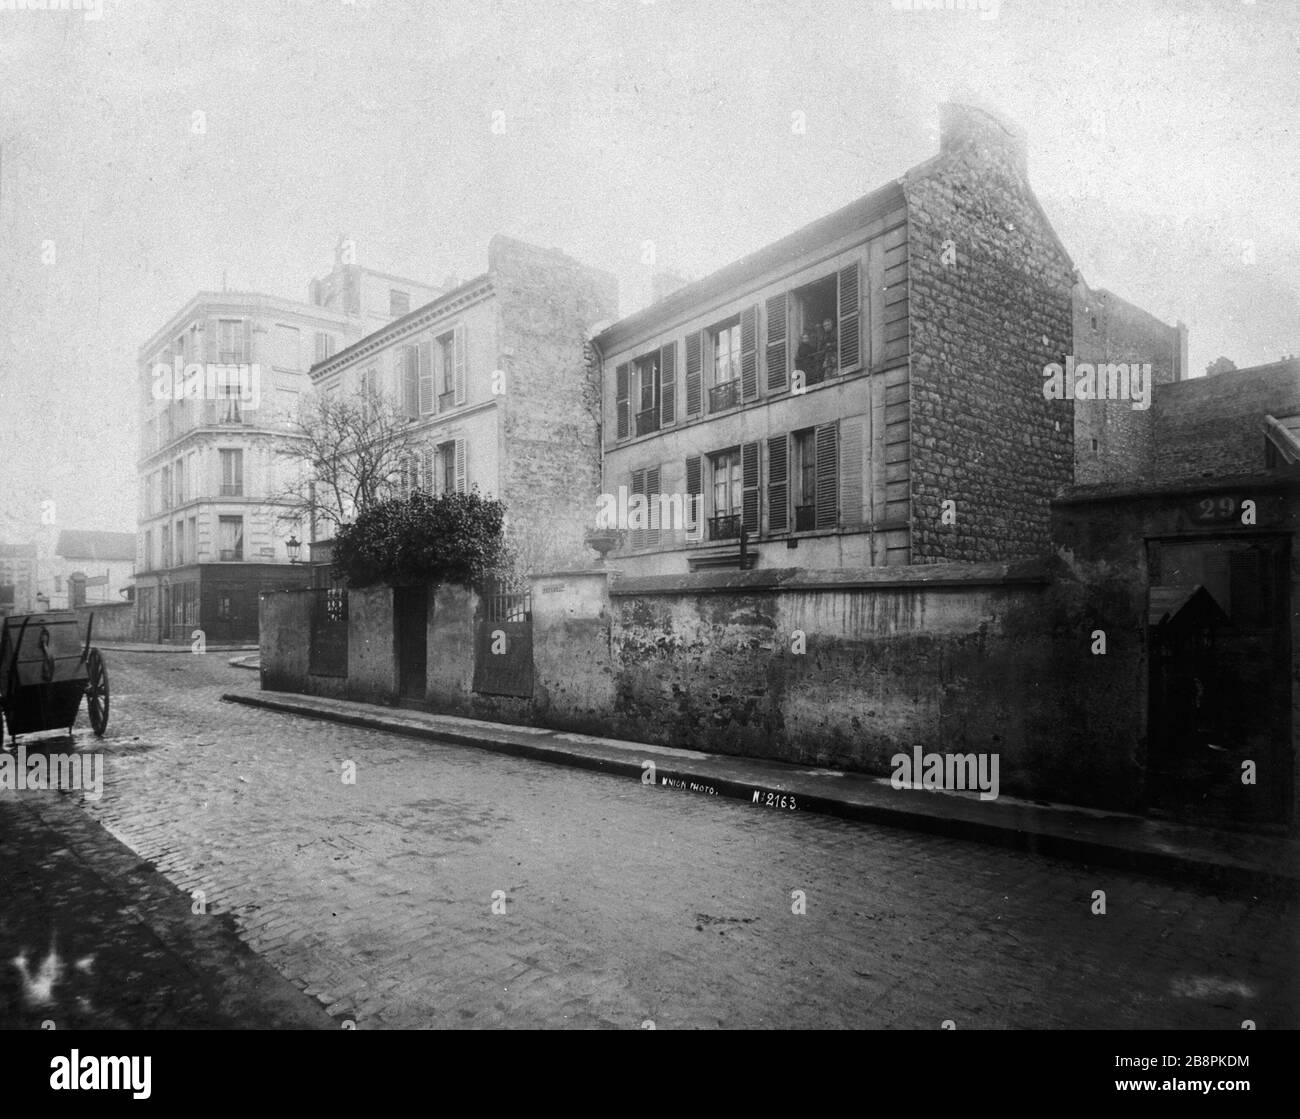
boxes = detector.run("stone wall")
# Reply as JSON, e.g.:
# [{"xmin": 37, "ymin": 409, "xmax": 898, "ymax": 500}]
[
  {"xmin": 905, "ymin": 103, "xmax": 1076, "ymax": 564},
  {"xmin": 75, "ymin": 601, "xmax": 136, "ymax": 643},
  {"xmin": 1152, "ymin": 360, "xmax": 1300, "ymax": 482},
  {"xmin": 491, "ymin": 235, "xmax": 619, "ymax": 574}
]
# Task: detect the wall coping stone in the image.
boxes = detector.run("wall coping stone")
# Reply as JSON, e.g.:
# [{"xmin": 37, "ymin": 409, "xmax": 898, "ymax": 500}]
[
  {"xmin": 1054, "ymin": 469, "xmax": 1300, "ymax": 506},
  {"xmin": 609, "ymin": 561, "xmax": 1048, "ymax": 597}
]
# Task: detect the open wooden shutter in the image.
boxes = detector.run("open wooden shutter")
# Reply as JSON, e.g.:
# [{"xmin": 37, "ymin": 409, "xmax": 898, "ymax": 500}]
[
  {"xmin": 453, "ymin": 323, "xmax": 467, "ymax": 405},
  {"xmin": 616, "ymin": 362, "xmax": 630, "ymax": 438},
  {"xmin": 686, "ymin": 454, "xmax": 702, "ymax": 538},
  {"xmin": 839, "ymin": 416, "xmax": 865, "ymax": 527},
  {"xmin": 660, "ymin": 341, "xmax": 676, "ymax": 425},
  {"xmin": 740, "ymin": 305, "xmax": 759, "ymax": 401},
  {"xmin": 766, "ymin": 294, "xmax": 788, "ymax": 392},
  {"xmin": 685, "ymin": 332, "xmax": 703, "ymax": 416},
  {"xmin": 401, "ymin": 347, "xmax": 418, "ymax": 418},
  {"xmin": 645, "ymin": 466, "xmax": 661, "ymax": 547},
  {"xmin": 454, "ymin": 437, "xmax": 467, "ymax": 493},
  {"xmin": 838, "ymin": 262, "xmax": 861, "ymax": 371},
  {"xmin": 767, "ymin": 434, "xmax": 789, "ymax": 533},
  {"xmin": 418, "ymin": 340, "xmax": 433, "ymax": 414},
  {"xmin": 815, "ymin": 421, "xmax": 839, "ymax": 528},
  {"xmin": 421, "ymin": 443, "xmax": 434, "ymax": 493},
  {"xmin": 741, "ymin": 441, "xmax": 760, "ymax": 535}
]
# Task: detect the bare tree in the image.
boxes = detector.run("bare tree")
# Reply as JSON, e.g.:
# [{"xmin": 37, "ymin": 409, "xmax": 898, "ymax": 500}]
[{"xmin": 267, "ymin": 384, "xmax": 421, "ymax": 538}]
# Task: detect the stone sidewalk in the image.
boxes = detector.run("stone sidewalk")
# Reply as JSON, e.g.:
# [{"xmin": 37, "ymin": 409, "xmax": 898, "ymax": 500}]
[
  {"xmin": 0, "ymin": 790, "xmax": 334, "ymax": 1030},
  {"xmin": 225, "ymin": 687, "xmax": 1300, "ymax": 895}
]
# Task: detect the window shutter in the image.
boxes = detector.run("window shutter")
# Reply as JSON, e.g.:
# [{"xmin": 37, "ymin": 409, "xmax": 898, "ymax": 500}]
[
  {"xmin": 401, "ymin": 347, "xmax": 418, "ymax": 418},
  {"xmin": 454, "ymin": 437, "xmax": 467, "ymax": 493},
  {"xmin": 630, "ymin": 468, "xmax": 646, "ymax": 549},
  {"xmin": 659, "ymin": 341, "xmax": 676, "ymax": 425},
  {"xmin": 453, "ymin": 323, "xmax": 467, "ymax": 405},
  {"xmin": 815, "ymin": 421, "xmax": 839, "ymax": 529},
  {"xmin": 740, "ymin": 305, "xmax": 759, "ymax": 401},
  {"xmin": 421, "ymin": 443, "xmax": 434, "ymax": 493},
  {"xmin": 645, "ymin": 466, "xmax": 661, "ymax": 547},
  {"xmin": 242, "ymin": 319, "xmax": 253, "ymax": 364},
  {"xmin": 418, "ymin": 340, "xmax": 433, "ymax": 414},
  {"xmin": 616, "ymin": 362, "xmax": 630, "ymax": 438},
  {"xmin": 838, "ymin": 262, "xmax": 861, "ymax": 370},
  {"xmin": 685, "ymin": 332, "xmax": 703, "ymax": 416},
  {"xmin": 685, "ymin": 454, "xmax": 702, "ymax": 537},
  {"xmin": 839, "ymin": 416, "xmax": 865, "ymax": 527},
  {"xmin": 766, "ymin": 294, "xmax": 788, "ymax": 392},
  {"xmin": 741, "ymin": 441, "xmax": 760, "ymax": 535},
  {"xmin": 767, "ymin": 434, "xmax": 789, "ymax": 533}
]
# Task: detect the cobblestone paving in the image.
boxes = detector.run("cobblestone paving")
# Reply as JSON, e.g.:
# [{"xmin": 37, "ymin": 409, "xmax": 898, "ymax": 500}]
[{"xmin": 21, "ymin": 652, "xmax": 1298, "ymax": 1029}]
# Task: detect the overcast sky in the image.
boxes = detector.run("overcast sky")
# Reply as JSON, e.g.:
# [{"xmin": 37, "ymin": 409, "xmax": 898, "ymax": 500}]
[{"xmin": 1, "ymin": 0, "xmax": 1297, "ymax": 536}]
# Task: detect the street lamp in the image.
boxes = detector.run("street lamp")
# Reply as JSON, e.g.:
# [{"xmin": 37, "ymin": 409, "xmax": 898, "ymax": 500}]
[{"xmin": 286, "ymin": 535, "xmax": 302, "ymax": 564}]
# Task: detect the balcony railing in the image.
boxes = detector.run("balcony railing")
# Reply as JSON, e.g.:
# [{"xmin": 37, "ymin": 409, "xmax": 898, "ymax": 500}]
[
  {"xmin": 795, "ymin": 504, "xmax": 816, "ymax": 531},
  {"xmin": 635, "ymin": 407, "xmax": 660, "ymax": 436},
  {"xmin": 708, "ymin": 513, "xmax": 741, "ymax": 541},
  {"xmin": 709, "ymin": 380, "xmax": 740, "ymax": 413},
  {"xmin": 219, "ymin": 483, "xmax": 244, "ymax": 497},
  {"xmin": 438, "ymin": 390, "xmax": 457, "ymax": 411}
]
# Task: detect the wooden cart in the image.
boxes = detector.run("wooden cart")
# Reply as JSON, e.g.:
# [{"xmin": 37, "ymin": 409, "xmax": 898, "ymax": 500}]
[{"xmin": 0, "ymin": 611, "xmax": 109, "ymax": 746}]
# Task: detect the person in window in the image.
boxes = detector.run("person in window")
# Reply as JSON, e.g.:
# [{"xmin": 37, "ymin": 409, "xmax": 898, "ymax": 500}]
[
  {"xmin": 818, "ymin": 317, "xmax": 838, "ymax": 378},
  {"xmin": 795, "ymin": 329, "xmax": 818, "ymax": 381}
]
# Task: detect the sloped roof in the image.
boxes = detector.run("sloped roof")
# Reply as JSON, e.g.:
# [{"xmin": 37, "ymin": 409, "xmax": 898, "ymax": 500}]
[{"xmin": 55, "ymin": 530, "xmax": 136, "ymax": 562}]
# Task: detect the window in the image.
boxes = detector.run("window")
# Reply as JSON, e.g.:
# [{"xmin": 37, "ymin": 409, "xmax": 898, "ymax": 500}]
[
  {"xmin": 314, "ymin": 332, "xmax": 336, "ymax": 364},
  {"xmin": 161, "ymin": 524, "xmax": 172, "ymax": 568},
  {"xmin": 217, "ymin": 319, "xmax": 250, "ymax": 364},
  {"xmin": 633, "ymin": 353, "xmax": 660, "ymax": 435},
  {"xmin": 219, "ymin": 449, "xmax": 244, "ymax": 497},
  {"xmin": 436, "ymin": 330, "xmax": 456, "ymax": 399},
  {"xmin": 175, "ymin": 520, "xmax": 185, "ymax": 566},
  {"xmin": 274, "ymin": 324, "xmax": 301, "ymax": 370},
  {"xmin": 390, "ymin": 289, "xmax": 411, "ymax": 317},
  {"xmin": 188, "ymin": 516, "xmax": 197, "ymax": 562},
  {"xmin": 792, "ymin": 430, "xmax": 817, "ymax": 531},
  {"xmin": 399, "ymin": 343, "xmax": 420, "ymax": 418},
  {"xmin": 217, "ymin": 592, "xmax": 235, "ymax": 622},
  {"xmin": 144, "ymin": 530, "xmax": 153, "ymax": 571},
  {"xmin": 218, "ymin": 516, "xmax": 244, "ymax": 561},
  {"xmin": 174, "ymin": 458, "xmax": 185, "ymax": 506},
  {"xmin": 791, "ymin": 275, "xmax": 839, "ymax": 385},
  {"xmin": 709, "ymin": 449, "xmax": 743, "ymax": 541},
  {"xmin": 438, "ymin": 442, "xmax": 456, "ymax": 495},
  {"xmin": 712, "ymin": 319, "xmax": 741, "ymax": 384},
  {"xmin": 160, "ymin": 466, "xmax": 172, "ymax": 510}
]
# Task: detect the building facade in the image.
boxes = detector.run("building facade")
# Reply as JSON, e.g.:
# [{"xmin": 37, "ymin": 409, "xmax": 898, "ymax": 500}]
[
  {"xmin": 311, "ymin": 234, "xmax": 618, "ymax": 579},
  {"xmin": 595, "ymin": 103, "xmax": 1185, "ymax": 576},
  {"xmin": 135, "ymin": 251, "xmax": 431, "ymax": 643}
]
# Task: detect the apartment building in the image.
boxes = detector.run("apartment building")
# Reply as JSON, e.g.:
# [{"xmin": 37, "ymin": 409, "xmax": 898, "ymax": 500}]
[
  {"xmin": 135, "ymin": 251, "xmax": 432, "ymax": 642},
  {"xmin": 311, "ymin": 234, "xmax": 618, "ymax": 576},
  {"xmin": 309, "ymin": 236, "xmax": 443, "ymax": 333},
  {"xmin": 595, "ymin": 102, "xmax": 1185, "ymax": 576}
]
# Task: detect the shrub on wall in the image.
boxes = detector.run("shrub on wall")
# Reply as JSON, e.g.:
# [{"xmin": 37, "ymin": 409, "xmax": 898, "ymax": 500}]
[{"xmin": 332, "ymin": 489, "xmax": 508, "ymax": 590}]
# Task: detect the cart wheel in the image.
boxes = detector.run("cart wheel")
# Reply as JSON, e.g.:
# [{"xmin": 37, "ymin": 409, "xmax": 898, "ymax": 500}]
[{"xmin": 86, "ymin": 648, "xmax": 109, "ymax": 738}]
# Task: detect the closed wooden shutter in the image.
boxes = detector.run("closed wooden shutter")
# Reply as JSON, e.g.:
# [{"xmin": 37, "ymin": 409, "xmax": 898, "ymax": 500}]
[
  {"xmin": 630, "ymin": 468, "xmax": 646, "ymax": 548},
  {"xmin": 839, "ymin": 262, "xmax": 861, "ymax": 370},
  {"xmin": 454, "ymin": 437, "xmax": 467, "ymax": 493},
  {"xmin": 645, "ymin": 465, "xmax": 661, "ymax": 547},
  {"xmin": 815, "ymin": 422, "xmax": 839, "ymax": 528},
  {"xmin": 767, "ymin": 434, "xmax": 789, "ymax": 533},
  {"xmin": 453, "ymin": 323, "xmax": 467, "ymax": 405},
  {"xmin": 766, "ymin": 294, "xmax": 788, "ymax": 392},
  {"xmin": 685, "ymin": 332, "xmax": 703, "ymax": 416},
  {"xmin": 686, "ymin": 455, "xmax": 702, "ymax": 537},
  {"xmin": 740, "ymin": 305, "xmax": 759, "ymax": 401},
  {"xmin": 660, "ymin": 341, "xmax": 676, "ymax": 425},
  {"xmin": 616, "ymin": 362, "xmax": 630, "ymax": 438},
  {"xmin": 839, "ymin": 416, "xmax": 865, "ymax": 527},
  {"xmin": 418, "ymin": 340, "xmax": 433, "ymax": 414},
  {"xmin": 741, "ymin": 441, "xmax": 760, "ymax": 535},
  {"xmin": 421, "ymin": 444, "xmax": 434, "ymax": 493}
]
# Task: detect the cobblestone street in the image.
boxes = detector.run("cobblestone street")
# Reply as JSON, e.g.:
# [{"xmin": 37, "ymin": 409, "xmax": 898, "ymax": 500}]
[{"xmin": 4, "ymin": 652, "xmax": 1296, "ymax": 1029}]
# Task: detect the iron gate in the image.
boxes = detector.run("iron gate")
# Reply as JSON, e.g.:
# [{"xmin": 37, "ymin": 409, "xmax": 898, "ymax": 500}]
[{"xmin": 473, "ymin": 590, "xmax": 533, "ymax": 698}]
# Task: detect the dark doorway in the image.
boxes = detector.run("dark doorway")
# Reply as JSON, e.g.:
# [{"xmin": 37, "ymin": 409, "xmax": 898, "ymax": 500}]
[
  {"xmin": 1147, "ymin": 535, "xmax": 1292, "ymax": 828},
  {"xmin": 394, "ymin": 585, "xmax": 428, "ymax": 701}
]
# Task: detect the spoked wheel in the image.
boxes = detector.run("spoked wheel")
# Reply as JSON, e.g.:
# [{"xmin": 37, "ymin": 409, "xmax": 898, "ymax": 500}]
[{"xmin": 85, "ymin": 648, "xmax": 109, "ymax": 737}]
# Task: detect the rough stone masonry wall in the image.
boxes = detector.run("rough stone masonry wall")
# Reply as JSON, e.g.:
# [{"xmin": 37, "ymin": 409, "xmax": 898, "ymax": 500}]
[
  {"xmin": 906, "ymin": 108, "xmax": 1076, "ymax": 563},
  {"xmin": 1072, "ymin": 284, "xmax": 1181, "ymax": 486},
  {"xmin": 490, "ymin": 235, "xmax": 620, "ymax": 576},
  {"xmin": 1152, "ymin": 361, "xmax": 1300, "ymax": 482}
]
